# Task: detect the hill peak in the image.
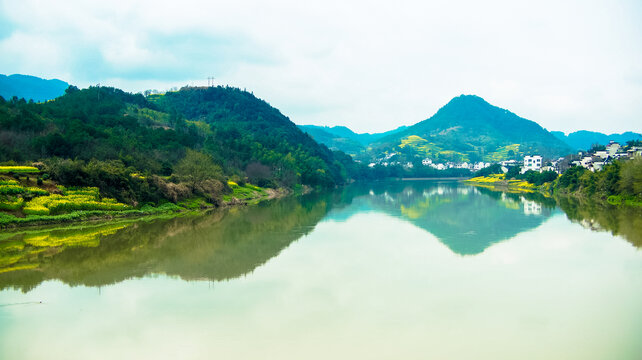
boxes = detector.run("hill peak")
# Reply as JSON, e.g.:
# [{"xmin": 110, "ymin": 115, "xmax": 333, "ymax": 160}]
[
  {"xmin": 371, "ymin": 95, "xmax": 571, "ymax": 161},
  {"xmin": 445, "ymin": 94, "xmax": 503, "ymax": 109}
]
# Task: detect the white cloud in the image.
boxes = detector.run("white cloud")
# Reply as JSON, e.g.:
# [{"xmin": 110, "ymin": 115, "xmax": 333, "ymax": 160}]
[{"xmin": 0, "ymin": 0, "xmax": 640, "ymax": 133}]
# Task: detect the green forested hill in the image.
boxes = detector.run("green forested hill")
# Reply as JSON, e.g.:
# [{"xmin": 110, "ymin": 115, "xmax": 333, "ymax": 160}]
[
  {"xmin": 150, "ymin": 86, "xmax": 358, "ymax": 186},
  {"xmin": 370, "ymin": 95, "xmax": 571, "ymax": 162},
  {"xmin": 0, "ymin": 85, "xmax": 359, "ymax": 197}
]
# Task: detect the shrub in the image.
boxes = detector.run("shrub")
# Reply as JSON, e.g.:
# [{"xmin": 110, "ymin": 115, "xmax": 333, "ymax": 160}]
[
  {"xmin": 23, "ymin": 204, "xmax": 50, "ymax": 215},
  {"xmin": 23, "ymin": 193, "xmax": 130, "ymax": 215},
  {"xmin": 25, "ymin": 187, "xmax": 49, "ymax": 196},
  {"xmin": 0, "ymin": 197, "xmax": 24, "ymax": 211},
  {"xmin": 0, "ymin": 185, "xmax": 25, "ymax": 195}
]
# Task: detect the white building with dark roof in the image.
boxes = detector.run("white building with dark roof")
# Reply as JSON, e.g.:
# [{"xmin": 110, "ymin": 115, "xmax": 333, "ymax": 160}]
[{"xmin": 522, "ymin": 155, "xmax": 542, "ymax": 173}]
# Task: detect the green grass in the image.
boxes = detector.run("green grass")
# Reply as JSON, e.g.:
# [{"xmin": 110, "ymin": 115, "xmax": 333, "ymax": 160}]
[
  {"xmin": 0, "ymin": 184, "xmax": 25, "ymax": 195},
  {"xmin": 177, "ymin": 197, "xmax": 213, "ymax": 209},
  {"xmin": 223, "ymin": 181, "xmax": 267, "ymax": 202},
  {"xmin": 0, "ymin": 166, "xmax": 40, "ymax": 174},
  {"xmin": 0, "ymin": 202, "xmax": 187, "ymax": 228}
]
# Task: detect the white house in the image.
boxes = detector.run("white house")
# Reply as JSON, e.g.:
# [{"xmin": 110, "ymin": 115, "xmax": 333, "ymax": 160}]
[
  {"xmin": 580, "ymin": 156, "xmax": 593, "ymax": 168},
  {"xmin": 522, "ymin": 155, "xmax": 542, "ymax": 173},
  {"xmin": 606, "ymin": 141, "xmax": 620, "ymax": 156},
  {"xmin": 594, "ymin": 150, "xmax": 609, "ymax": 159},
  {"xmin": 473, "ymin": 162, "xmax": 489, "ymax": 171},
  {"xmin": 422, "ymin": 158, "xmax": 433, "ymax": 166},
  {"xmin": 627, "ymin": 147, "xmax": 642, "ymax": 157}
]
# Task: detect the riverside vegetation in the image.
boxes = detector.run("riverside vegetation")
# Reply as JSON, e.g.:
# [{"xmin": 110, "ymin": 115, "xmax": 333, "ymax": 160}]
[{"xmin": 464, "ymin": 157, "xmax": 642, "ymax": 207}]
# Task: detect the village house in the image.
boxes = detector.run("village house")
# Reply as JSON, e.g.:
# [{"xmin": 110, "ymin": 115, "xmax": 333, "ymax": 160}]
[
  {"xmin": 606, "ymin": 141, "xmax": 620, "ymax": 156},
  {"xmin": 627, "ymin": 146, "xmax": 642, "ymax": 157},
  {"xmin": 522, "ymin": 155, "xmax": 542, "ymax": 173},
  {"xmin": 473, "ymin": 162, "xmax": 490, "ymax": 171}
]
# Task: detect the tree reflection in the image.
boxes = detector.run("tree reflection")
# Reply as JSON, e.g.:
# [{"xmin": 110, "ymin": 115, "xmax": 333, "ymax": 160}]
[{"xmin": 0, "ymin": 194, "xmax": 338, "ymax": 292}]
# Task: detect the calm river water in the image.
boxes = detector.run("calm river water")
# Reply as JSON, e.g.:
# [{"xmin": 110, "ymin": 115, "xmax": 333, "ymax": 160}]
[{"xmin": 1, "ymin": 181, "xmax": 641, "ymax": 359}]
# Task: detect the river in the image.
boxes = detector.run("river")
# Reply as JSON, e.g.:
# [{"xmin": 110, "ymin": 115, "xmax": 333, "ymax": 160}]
[{"xmin": 1, "ymin": 180, "xmax": 641, "ymax": 359}]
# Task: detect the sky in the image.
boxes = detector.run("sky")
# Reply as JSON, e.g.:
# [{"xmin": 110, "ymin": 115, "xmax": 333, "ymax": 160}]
[{"xmin": 0, "ymin": 0, "xmax": 641, "ymax": 134}]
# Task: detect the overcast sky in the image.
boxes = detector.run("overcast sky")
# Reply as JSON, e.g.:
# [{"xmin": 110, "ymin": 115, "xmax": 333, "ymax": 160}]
[{"xmin": 1, "ymin": 0, "xmax": 640, "ymax": 134}]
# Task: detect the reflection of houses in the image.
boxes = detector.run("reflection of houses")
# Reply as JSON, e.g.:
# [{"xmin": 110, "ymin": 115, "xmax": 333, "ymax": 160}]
[
  {"xmin": 580, "ymin": 218, "xmax": 603, "ymax": 231},
  {"xmin": 522, "ymin": 200, "xmax": 542, "ymax": 215}
]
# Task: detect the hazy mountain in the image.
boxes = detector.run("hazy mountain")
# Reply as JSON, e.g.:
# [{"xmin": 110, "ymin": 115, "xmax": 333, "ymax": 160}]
[
  {"xmin": 550, "ymin": 130, "xmax": 642, "ymax": 151},
  {"xmin": 298, "ymin": 124, "xmax": 407, "ymax": 154},
  {"xmin": 370, "ymin": 95, "xmax": 571, "ymax": 162},
  {"xmin": 0, "ymin": 74, "xmax": 69, "ymax": 102}
]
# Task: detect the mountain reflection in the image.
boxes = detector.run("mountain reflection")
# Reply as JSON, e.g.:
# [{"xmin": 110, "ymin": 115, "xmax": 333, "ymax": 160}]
[
  {"xmin": 1, "ymin": 181, "xmax": 639, "ymax": 291},
  {"xmin": 329, "ymin": 181, "xmax": 555, "ymax": 255}
]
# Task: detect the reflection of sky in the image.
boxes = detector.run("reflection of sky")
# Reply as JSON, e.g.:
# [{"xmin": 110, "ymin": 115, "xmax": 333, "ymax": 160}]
[{"xmin": 1, "ymin": 213, "xmax": 641, "ymax": 359}]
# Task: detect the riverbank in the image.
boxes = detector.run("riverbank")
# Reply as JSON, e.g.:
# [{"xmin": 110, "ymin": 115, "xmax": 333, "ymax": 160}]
[
  {"xmin": 463, "ymin": 173, "xmax": 642, "ymax": 209},
  {"xmin": 462, "ymin": 174, "xmax": 537, "ymax": 192},
  {"xmin": 0, "ymin": 179, "xmax": 289, "ymax": 229}
]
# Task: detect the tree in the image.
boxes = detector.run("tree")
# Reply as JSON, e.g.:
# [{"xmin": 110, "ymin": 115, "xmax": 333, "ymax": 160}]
[
  {"xmin": 506, "ymin": 166, "xmax": 521, "ymax": 179},
  {"xmin": 619, "ymin": 158, "xmax": 642, "ymax": 198},
  {"xmin": 65, "ymin": 85, "xmax": 79, "ymax": 94},
  {"xmin": 174, "ymin": 149, "xmax": 223, "ymax": 187}
]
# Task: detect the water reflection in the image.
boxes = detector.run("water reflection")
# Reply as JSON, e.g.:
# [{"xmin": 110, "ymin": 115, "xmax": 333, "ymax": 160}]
[
  {"xmin": 0, "ymin": 194, "xmax": 335, "ymax": 292},
  {"xmin": 556, "ymin": 195, "xmax": 642, "ymax": 248},
  {"xmin": 0, "ymin": 181, "xmax": 640, "ymax": 291},
  {"xmin": 328, "ymin": 181, "xmax": 556, "ymax": 255}
]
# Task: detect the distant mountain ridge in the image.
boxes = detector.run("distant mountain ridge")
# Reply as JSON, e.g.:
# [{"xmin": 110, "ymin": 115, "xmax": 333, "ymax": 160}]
[
  {"xmin": 0, "ymin": 74, "xmax": 69, "ymax": 102},
  {"xmin": 368, "ymin": 95, "xmax": 571, "ymax": 162},
  {"xmin": 297, "ymin": 124, "xmax": 407, "ymax": 155},
  {"xmin": 550, "ymin": 130, "xmax": 642, "ymax": 151}
]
